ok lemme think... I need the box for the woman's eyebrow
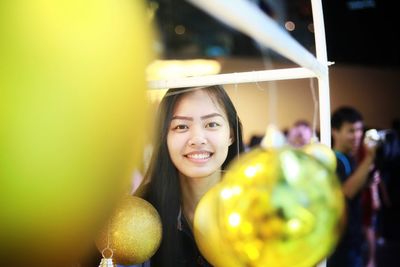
[171,113,224,121]
[171,115,193,121]
[201,113,224,120]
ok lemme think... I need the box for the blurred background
[142,2,400,266]
[146,0,400,144]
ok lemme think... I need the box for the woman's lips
[185,151,213,162]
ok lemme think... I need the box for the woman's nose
[188,128,207,146]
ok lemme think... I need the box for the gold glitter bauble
[195,147,345,267]
[96,196,162,265]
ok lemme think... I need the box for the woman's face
[167,89,233,179]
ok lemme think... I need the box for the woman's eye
[206,122,220,128]
[173,124,189,131]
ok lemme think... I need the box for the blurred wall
[220,58,400,144]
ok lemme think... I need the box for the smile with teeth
[185,152,212,160]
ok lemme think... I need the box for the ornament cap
[98,257,116,267]
[261,124,286,149]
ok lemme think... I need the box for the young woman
[137,85,244,267]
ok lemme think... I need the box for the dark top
[175,209,213,267]
[327,151,365,267]
[118,208,212,267]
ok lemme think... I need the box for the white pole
[148,67,316,89]
[186,0,327,78]
[312,1,331,267]
[311,0,331,148]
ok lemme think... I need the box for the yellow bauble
[302,143,337,172]
[96,196,162,265]
[194,184,242,267]
[212,147,345,267]
[0,0,153,265]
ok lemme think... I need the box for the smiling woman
[167,90,233,180]
[135,85,244,267]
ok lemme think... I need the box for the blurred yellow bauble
[201,147,345,267]
[302,143,337,172]
[96,196,162,265]
[194,184,242,267]
[0,0,153,265]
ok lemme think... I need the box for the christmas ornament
[0,0,153,265]
[194,147,344,267]
[303,142,337,172]
[194,184,242,267]
[96,196,162,265]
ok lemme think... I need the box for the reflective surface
[195,147,345,267]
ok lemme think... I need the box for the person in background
[247,134,263,150]
[135,85,244,267]
[374,118,400,267]
[327,106,377,267]
[286,119,313,148]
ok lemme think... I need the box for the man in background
[328,106,377,267]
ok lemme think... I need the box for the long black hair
[139,85,244,267]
